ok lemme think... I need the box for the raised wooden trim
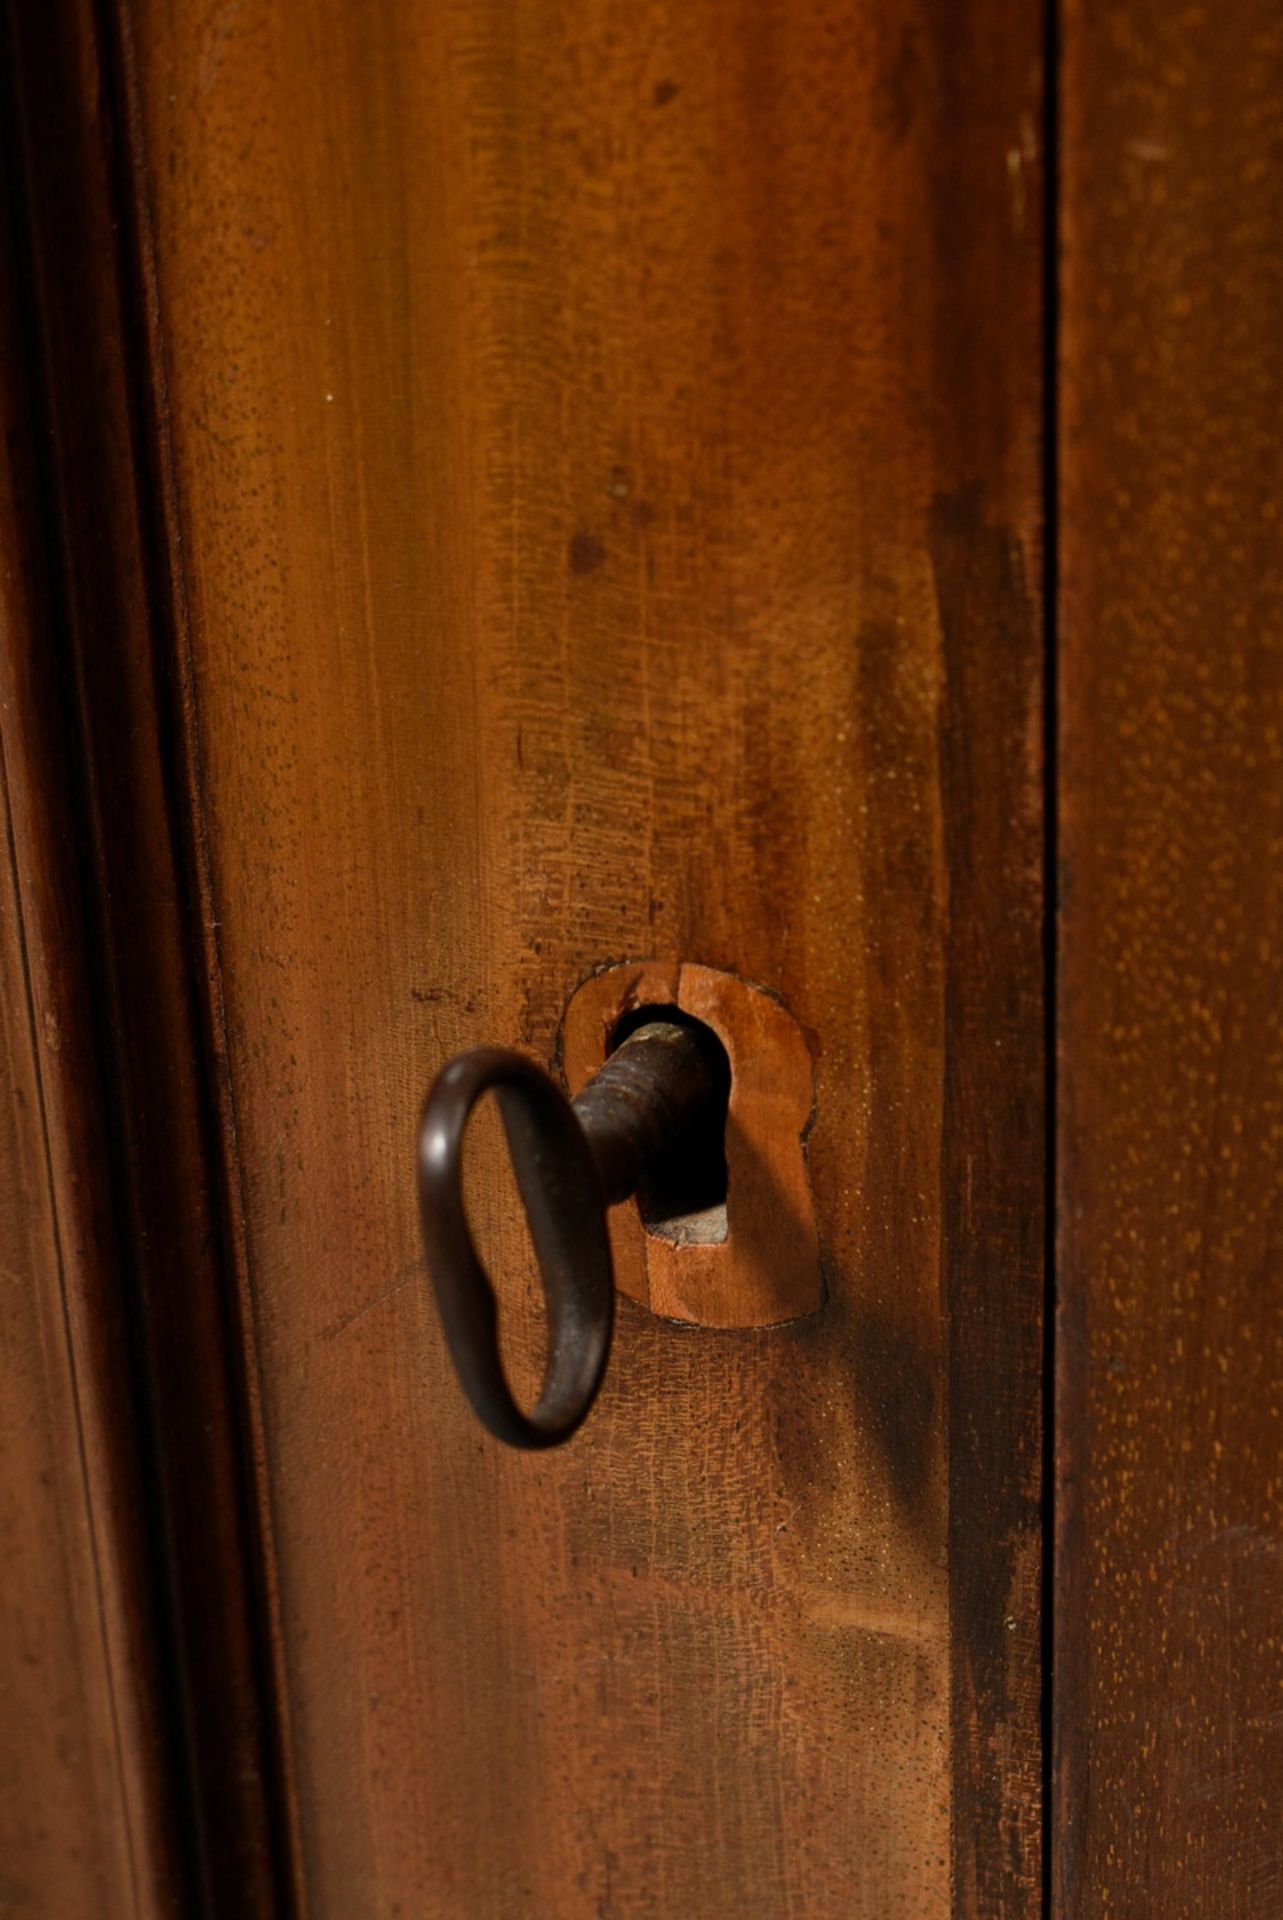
[0,2,295,1910]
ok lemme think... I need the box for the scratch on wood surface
[318,1260,421,1343]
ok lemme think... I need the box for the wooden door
[2,0,1044,1913]
[2,0,1276,1915]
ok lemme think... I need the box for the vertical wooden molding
[0,120,180,1916]
[1,1,296,1911]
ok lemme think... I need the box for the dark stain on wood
[932,487,1044,1917]
[568,529,607,576]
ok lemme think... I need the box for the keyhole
[607,1005,731,1245]
[563,961,821,1327]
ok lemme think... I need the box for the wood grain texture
[1057,1,1283,1910]
[0,91,178,1916]
[109,0,1045,1912]
[1,2,292,1910]
[0,658,150,1920]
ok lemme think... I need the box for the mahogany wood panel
[107,0,1044,1912]
[0,105,176,1916]
[0,701,147,1918]
[2,1,291,1909]
[1057,0,1283,1909]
